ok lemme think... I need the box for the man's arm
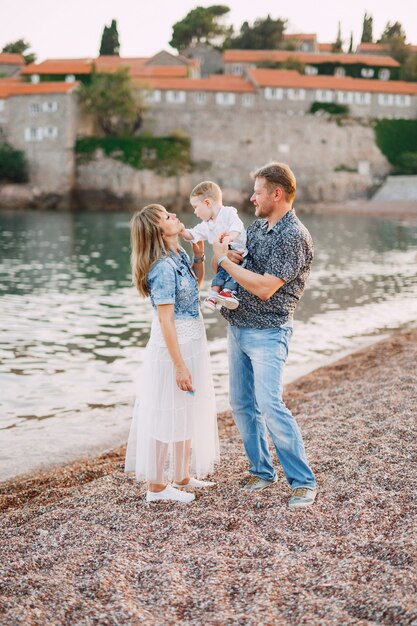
[212,238,284,300]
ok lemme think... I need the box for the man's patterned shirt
[221,209,313,329]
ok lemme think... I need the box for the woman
[125,204,219,503]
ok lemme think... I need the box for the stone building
[0,53,24,77]
[2,47,417,205]
[181,43,223,77]
[223,49,400,81]
[0,80,79,198]
[20,51,200,84]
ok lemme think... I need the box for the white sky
[2,0,417,61]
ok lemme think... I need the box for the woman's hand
[191,240,204,258]
[175,365,194,392]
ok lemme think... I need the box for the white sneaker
[204,296,219,311]
[173,477,216,489]
[146,485,195,504]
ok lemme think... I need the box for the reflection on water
[1,210,417,438]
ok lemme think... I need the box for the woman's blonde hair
[130,204,167,297]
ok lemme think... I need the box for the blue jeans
[211,265,238,292]
[228,324,316,490]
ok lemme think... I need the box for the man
[212,162,317,509]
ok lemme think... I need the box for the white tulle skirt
[125,315,220,483]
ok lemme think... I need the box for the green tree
[348,31,354,53]
[78,68,145,136]
[170,5,231,51]
[1,39,36,64]
[361,12,373,43]
[331,22,343,53]
[0,142,28,182]
[99,19,120,56]
[226,15,287,50]
[378,21,408,64]
[401,52,417,81]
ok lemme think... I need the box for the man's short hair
[253,162,296,202]
[190,181,222,204]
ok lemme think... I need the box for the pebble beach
[1,328,416,625]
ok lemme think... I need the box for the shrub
[75,134,192,176]
[397,151,417,174]
[0,142,28,183]
[374,119,417,174]
[310,101,350,116]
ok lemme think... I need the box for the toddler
[182,181,246,311]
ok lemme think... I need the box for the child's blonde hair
[190,180,222,204]
[130,204,167,297]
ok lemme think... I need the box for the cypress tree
[99,19,120,56]
[361,12,373,43]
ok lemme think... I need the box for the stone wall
[143,106,391,203]
[74,155,192,210]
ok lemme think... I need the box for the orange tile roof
[356,43,390,53]
[95,57,190,78]
[224,49,400,67]
[0,81,78,98]
[0,53,25,65]
[318,43,333,52]
[21,56,195,77]
[21,59,93,75]
[134,75,255,93]
[283,33,317,41]
[248,68,417,94]
[356,42,417,54]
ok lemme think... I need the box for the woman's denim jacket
[147,248,199,319]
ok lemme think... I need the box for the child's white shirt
[185,205,247,250]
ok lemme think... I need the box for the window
[305,65,318,76]
[194,92,206,105]
[145,90,161,103]
[242,93,254,107]
[231,64,244,76]
[395,94,411,107]
[334,67,346,77]
[354,92,371,105]
[31,74,40,84]
[0,100,5,113]
[43,101,58,113]
[379,69,390,81]
[337,91,353,104]
[287,89,306,101]
[378,94,394,106]
[43,127,58,139]
[30,103,40,116]
[65,74,76,82]
[315,90,333,102]
[361,68,374,78]
[24,127,43,141]
[166,90,186,103]
[215,92,235,106]
[264,87,283,100]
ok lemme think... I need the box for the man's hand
[212,234,229,261]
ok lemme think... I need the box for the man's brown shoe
[242,475,278,491]
[288,487,317,509]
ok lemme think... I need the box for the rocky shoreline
[1,329,416,624]
[2,181,417,218]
